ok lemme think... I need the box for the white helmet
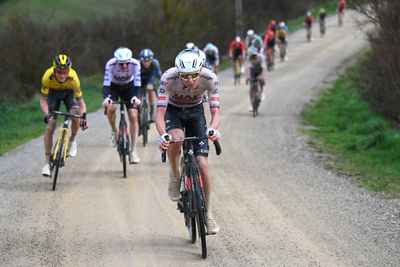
[114,47,132,63]
[235,36,241,42]
[247,29,254,36]
[175,49,203,73]
[185,42,195,49]
[279,22,285,28]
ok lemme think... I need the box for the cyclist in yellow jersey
[39,54,88,177]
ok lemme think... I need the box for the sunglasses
[118,62,129,66]
[142,59,152,63]
[179,72,200,81]
[55,69,69,75]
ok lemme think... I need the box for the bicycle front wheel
[141,104,149,147]
[52,133,65,191]
[192,168,207,259]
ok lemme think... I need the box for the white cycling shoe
[41,163,50,177]
[68,140,77,157]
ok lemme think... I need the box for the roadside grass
[301,59,400,198]
[0,74,103,156]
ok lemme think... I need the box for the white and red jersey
[157,67,220,109]
[229,39,246,58]
[102,58,141,87]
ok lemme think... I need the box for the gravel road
[1,12,399,267]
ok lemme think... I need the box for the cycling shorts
[232,48,243,60]
[47,90,78,118]
[165,103,209,157]
[105,82,142,109]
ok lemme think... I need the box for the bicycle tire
[141,103,149,147]
[52,133,65,191]
[119,121,128,178]
[191,167,207,259]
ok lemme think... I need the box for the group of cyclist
[38,0,347,236]
[39,45,221,235]
[305,0,346,40]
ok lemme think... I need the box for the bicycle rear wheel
[52,133,65,191]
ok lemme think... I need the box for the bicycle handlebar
[51,110,83,119]
[161,133,221,162]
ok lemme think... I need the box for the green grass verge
[0,74,103,156]
[301,57,400,198]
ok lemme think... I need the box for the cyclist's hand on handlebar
[206,127,221,142]
[80,112,88,130]
[103,96,112,108]
[158,133,171,151]
[43,113,54,124]
[130,96,141,107]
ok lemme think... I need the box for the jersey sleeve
[71,70,82,98]
[102,59,113,87]
[208,73,220,109]
[156,74,169,108]
[133,59,141,87]
[153,59,162,79]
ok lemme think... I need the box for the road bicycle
[306,26,312,42]
[266,48,275,71]
[233,57,241,85]
[278,41,286,62]
[162,133,221,259]
[49,111,84,191]
[338,10,344,26]
[105,99,132,178]
[319,20,326,36]
[249,78,262,117]
[138,94,150,147]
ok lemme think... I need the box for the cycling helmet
[306,11,312,16]
[205,43,214,51]
[235,36,241,42]
[53,54,72,70]
[114,47,132,63]
[279,22,285,29]
[320,8,326,13]
[247,29,254,36]
[175,49,203,73]
[186,42,195,49]
[140,48,154,60]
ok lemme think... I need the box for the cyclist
[337,0,346,25]
[40,54,88,177]
[229,36,246,80]
[245,29,264,55]
[203,43,220,72]
[139,48,162,122]
[277,22,288,61]
[245,47,266,107]
[156,49,221,234]
[265,19,277,35]
[102,47,142,164]
[319,8,327,36]
[263,28,276,70]
[304,11,314,41]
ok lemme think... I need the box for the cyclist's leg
[63,91,80,141]
[124,87,141,160]
[44,91,60,162]
[106,86,119,133]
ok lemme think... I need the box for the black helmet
[53,54,72,70]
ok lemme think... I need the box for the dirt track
[1,12,399,266]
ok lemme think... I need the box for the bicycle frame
[52,118,70,164]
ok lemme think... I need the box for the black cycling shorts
[47,90,78,118]
[105,82,142,109]
[165,104,209,157]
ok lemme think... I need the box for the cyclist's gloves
[130,96,141,107]
[206,128,221,141]
[158,133,171,151]
[43,113,52,124]
[80,113,88,131]
[103,96,112,108]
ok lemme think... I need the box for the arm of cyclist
[76,96,88,130]
[207,74,221,142]
[155,78,171,151]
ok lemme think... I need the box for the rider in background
[203,43,220,72]
[263,27,276,70]
[277,22,288,61]
[139,48,162,122]
[245,47,266,103]
[319,8,327,36]
[337,0,346,25]
[229,36,246,71]
[156,49,221,234]
[40,54,88,176]
[245,29,264,55]
[102,47,142,164]
[304,11,314,41]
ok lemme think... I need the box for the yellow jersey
[41,67,82,98]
